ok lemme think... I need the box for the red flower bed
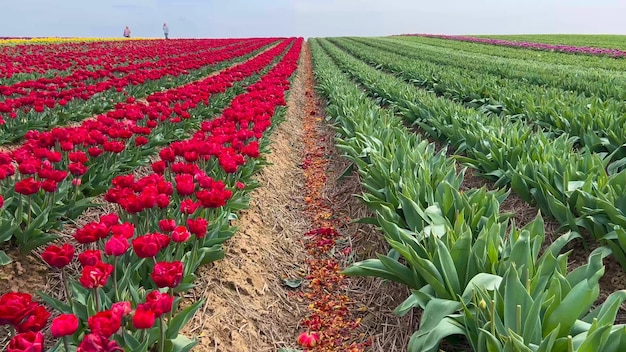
[1,37,303,351]
[0,38,281,141]
[0,39,245,79]
[0,38,294,254]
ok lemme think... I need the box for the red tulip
[47,151,63,163]
[174,174,196,196]
[87,147,103,157]
[41,244,74,268]
[171,225,190,243]
[103,141,125,153]
[180,199,200,214]
[132,304,155,329]
[132,233,163,258]
[297,331,321,348]
[87,310,121,338]
[138,191,157,209]
[145,291,173,318]
[159,147,176,162]
[0,292,37,326]
[156,194,170,208]
[151,160,166,174]
[99,213,119,226]
[158,219,176,232]
[40,179,58,193]
[187,218,208,239]
[47,169,68,182]
[104,235,129,256]
[241,141,260,158]
[78,250,102,267]
[151,261,184,288]
[79,262,113,289]
[14,178,40,195]
[50,314,79,337]
[77,334,123,352]
[196,188,232,208]
[15,305,50,333]
[69,151,88,163]
[110,222,135,238]
[73,222,109,243]
[7,331,43,352]
[182,151,198,162]
[60,141,74,151]
[18,162,39,175]
[68,162,88,176]
[111,301,131,319]
[135,136,149,146]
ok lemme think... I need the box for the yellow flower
[479,299,487,309]
[0,37,158,45]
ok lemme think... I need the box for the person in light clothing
[163,23,169,39]
[123,26,131,38]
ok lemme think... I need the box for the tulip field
[474,34,626,51]
[0,37,303,351]
[1,33,626,352]
[406,34,626,57]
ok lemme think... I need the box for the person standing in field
[163,23,169,39]
[123,26,131,38]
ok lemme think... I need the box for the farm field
[1,33,626,352]
[474,34,626,51]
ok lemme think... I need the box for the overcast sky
[2,0,625,39]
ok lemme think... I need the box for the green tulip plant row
[309,38,626,352]
[399,35,626,72]
[314,38,626,271]
[331,37,626,158]
[363,37,626,102]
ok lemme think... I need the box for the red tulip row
[0,39,248,98]
[0,38,280,142]
[1,39,233,79]
[0,38,294,255]
[1,37,303,352]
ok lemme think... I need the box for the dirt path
[297,43,415,351]
[181,44,310,351]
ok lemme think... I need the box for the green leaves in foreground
[309,38,626,352]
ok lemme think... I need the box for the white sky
[1,0,625,38]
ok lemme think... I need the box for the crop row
[310,37,626,352]
[1,39,230,80]
[408,34,626,58]
[0,39,240,96]
[399,35,626,72]
[0,38,295,264]
[1,37,302,351]
[475,34,626,51]
[317,38,626,269]
[331,37,626,156]
[360,36,626,102]
[0,38,280,143]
